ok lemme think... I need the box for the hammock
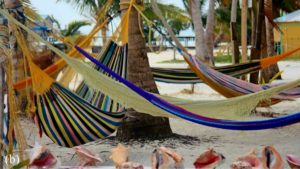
[9,21,125,148]
[75,46,300,130]
[152,47,300,84]
[4,8,300,132]
[35,82,125,147]
[179,49,300,100]
[152,61,261,84]
[75,41,127,112]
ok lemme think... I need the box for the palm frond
[62,20,91,37]
[21,0,41,20]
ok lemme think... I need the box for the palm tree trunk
[189,0,207,62]
[250,0,264,83]
[230,0,240,64]
[214,24,224,47]
[265,0,281,80]
[204,0,215,65]
[4,0,27,111]
[116,0,172,140]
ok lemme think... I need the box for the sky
[30,0,186,35]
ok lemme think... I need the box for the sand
[18,49,300,168]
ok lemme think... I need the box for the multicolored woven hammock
[152,61,261,84]
[75,46,300,130]
[8,16,126,148]
[34,82,125,147]
[75,41,127,112]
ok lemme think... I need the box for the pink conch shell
[287,154,300,169]
[74,146,102,166]
[230,149,262,169]
[159,146,184,169]
[261,146,283,169]
[194,148,225,169]
[29,144,57,168]
[151,148,170,169]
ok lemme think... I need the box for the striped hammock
[75,41,127,112]
[152,61,260,84]
[35,82,125,147]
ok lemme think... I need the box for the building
[274,10,300,57]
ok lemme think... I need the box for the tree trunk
[250,0,264,83]
[230,0,240,64]
[204,0,215,65]
[251,2,257,48]
[241,0,248,63]
[261,17,270,83]
[265,0,281,80]
[4,0,27,111]
[214,24,225,47]
[189,0,207,62]
[116,0,172,141]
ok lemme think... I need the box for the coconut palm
[143,2,191,35]
[181,0,216,65]
[116,0,173,140]
[57,0,174,139]
[57,0,191,45]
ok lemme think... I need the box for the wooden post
[241,0,248,62]
[231,0,240,64]
[250,0,264,83]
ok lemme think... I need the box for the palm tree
[143,3,191,35]
[116,0,172,140]
[58,0,173,139]
[58,0,191,46]
[56,0,118,45]
[182,0,215,65]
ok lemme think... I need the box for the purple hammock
[75,46,300,130]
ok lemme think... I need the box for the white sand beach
[20,49,300,168]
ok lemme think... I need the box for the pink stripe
[51,95,81,145]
